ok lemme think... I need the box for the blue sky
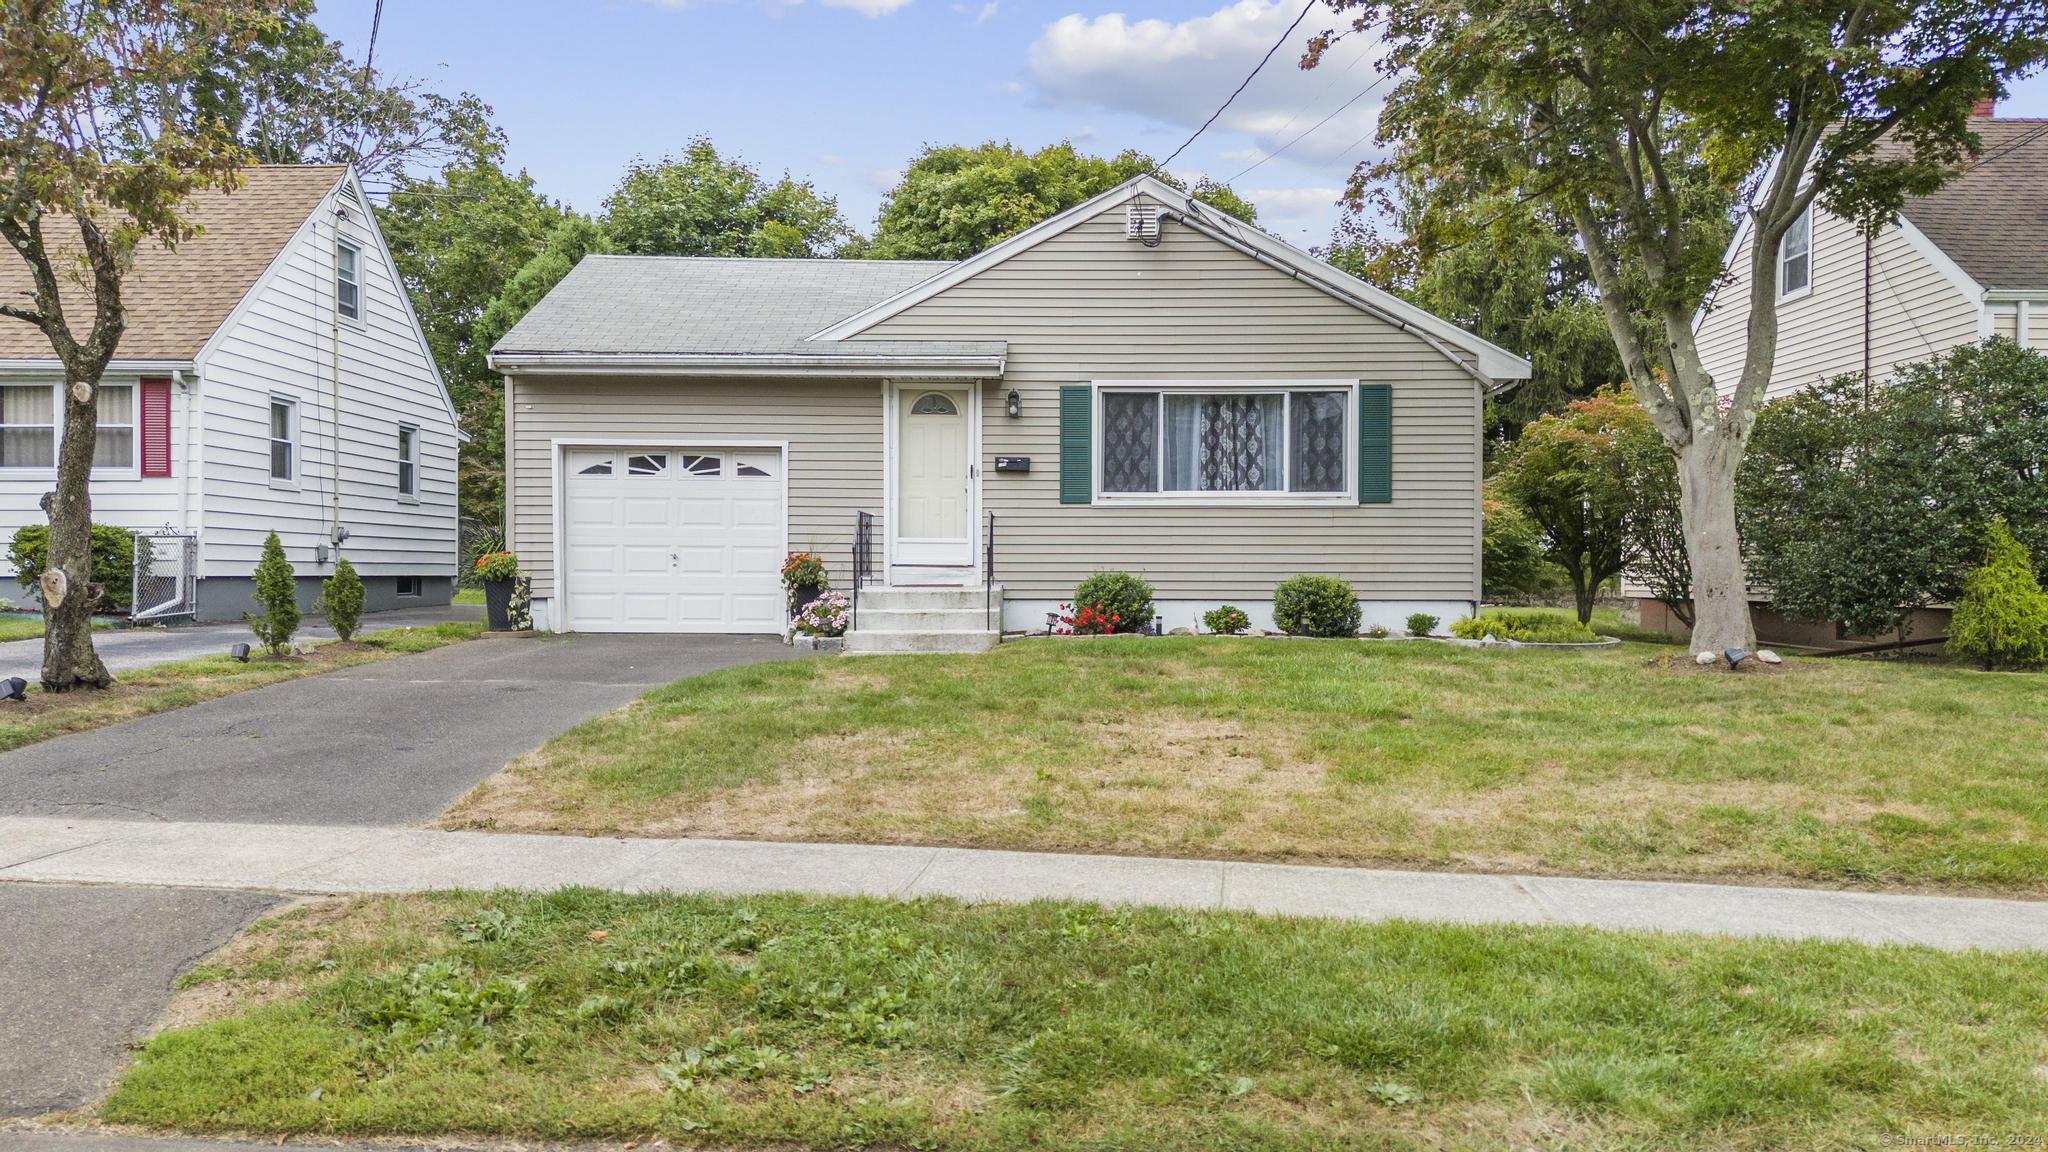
[312,0,2048,249]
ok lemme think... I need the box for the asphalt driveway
[0,632,802,826]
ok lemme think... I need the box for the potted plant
[782,552,830,618]
[474,551,521,631]
[791,590,850,649]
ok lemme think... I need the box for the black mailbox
[994,456,1031,473]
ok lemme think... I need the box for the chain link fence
[131,530,198,623]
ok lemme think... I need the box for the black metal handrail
[984,510,996,633]
[852,510,875,631]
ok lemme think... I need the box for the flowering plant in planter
[473,551,521,583]
[1053,602,1120,636]
[782,552,829,614]
[792,591,850,637]
[473,552,523,631]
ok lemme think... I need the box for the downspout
[173,368,194,533]
[329,208,345,556]
[1862,230,1873,400]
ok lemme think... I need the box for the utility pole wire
[1157,0,1320,173]
[363,0,386,81]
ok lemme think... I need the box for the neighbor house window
[396,574,421,597]
[269,397,297,482]
[397,424,419,496]
[0,384,56,468]
[1100,387,1348,496]
[1779,204,1812,298]
[94,384,134,470]
[335,239,361,320]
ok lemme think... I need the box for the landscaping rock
[1695,651,1719,666]
[1246,628,1270,637]
[1169,627,1195,636]
[1758,649,1783,665]
[790,634,844,652]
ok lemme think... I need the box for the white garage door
[562,447,785,633]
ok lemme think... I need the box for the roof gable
[0,165,347,362]
[1897,118,2048,292]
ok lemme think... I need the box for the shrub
[792,591,850,637]
[1272,575,1360,638]
[247,531,300,655]
[8,523,136,613]
[1406,612,1440,637]
[320,557,366,642]
[1203,605,1250,635]
[1073,571,1153,634]
[1055,602,1119,635]
[1450,610,1598,644]
[1363,624,1391,639]
[782,552,829,615]
[473,551,520,583]
[1947,520,2048,671]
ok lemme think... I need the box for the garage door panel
[563,445,786,634]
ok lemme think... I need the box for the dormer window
[335,239,361,321]
[1778,203,1812,299]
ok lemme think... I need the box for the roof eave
[0,357,195,375]
[487,351,1007,379]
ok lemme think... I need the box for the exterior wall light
[1006,389,1021,419]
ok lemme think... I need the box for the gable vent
[1125,205,1161,246]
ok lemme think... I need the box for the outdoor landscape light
[1724,647,1750,669]
[1006,389,1021,419]
[230,642,251,663]
[1,677,25,702]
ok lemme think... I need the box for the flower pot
[483,579,515,631]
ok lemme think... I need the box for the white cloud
[862,168,904,190]
[952,0,998,23]
[1025,0,1385,166]
[821,0,914,14]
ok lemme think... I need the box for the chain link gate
[131,530,198,623]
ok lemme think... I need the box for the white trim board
[1087,379,1361,508]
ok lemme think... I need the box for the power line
[1229,73,1390,182]
[363,0,386,78]
[1157,0,1319,173]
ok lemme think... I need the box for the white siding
[1695,208,1982,400]
[193,176,459,578]
[1988,301,2048,353]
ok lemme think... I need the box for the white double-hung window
[1779,203,1813,299]
[0,383,132,471]
[1098,383,1352,500]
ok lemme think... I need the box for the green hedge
[1272,575,1360,638]
[1450,610,1599,644]
[8,523,135,613]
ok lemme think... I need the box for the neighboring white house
[0,165,461,620]
[489,174,1530,651]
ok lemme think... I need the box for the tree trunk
[1674,427,1756,656]
[41,370,112,691]
[1572,570,1596,624]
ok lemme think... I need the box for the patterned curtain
[1289,392,1346,492]
[1198,395,1282,491]
[1101,392,1158,492]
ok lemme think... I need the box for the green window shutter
[1358,383,1392,504]
[1059,385,1092,505]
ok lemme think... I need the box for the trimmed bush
[1406,612,1440,637]
[1203,605,1250,635]
[1947,520,2048,671]
[8,523,136,613]
[247,531,300,656]
[1450,611,1599,644]
[1272,575,1361,638]
[1073,571,1154,634]
[320,557,366,642]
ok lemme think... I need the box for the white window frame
[268,395,300,488]
[335,237,363,323]
[0,381,61,477]
[395,574,422,597]
[1090,380,1359,507]
[0,381,141,479]
[397,423,420,499]
[1778,201,1813,301]
[93,383,138,477]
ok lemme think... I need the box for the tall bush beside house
[320,557,366,642]
[474,551,521,632]
[1947,521,2048,671]
[9,524,136,614]
[247,532,299,656]
[1273,575,1361,638]
[1490,389,1644,624]
[1073,571,1154,634]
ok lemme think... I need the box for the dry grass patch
[442,637,2048,892]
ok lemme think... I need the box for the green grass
[0,614,43,642]
[451,587,485,606]
[447,636,2048,893]
[1482,604,1685,644]
[0,620,483,752]
[102,889,2048,1150]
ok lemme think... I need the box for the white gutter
[0,358,193,375]
[485,352,1008,379]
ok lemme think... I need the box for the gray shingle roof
[1899,118,2048,292]
[492,254,1003,360]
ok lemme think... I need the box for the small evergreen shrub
[320,557,366,642]
[1073,571,1154,634]
[1272,575,1361,638]
[8,523,136,612]
[1947,520,2048,671]
[247,531,300,655]
[1203,605,1250,635]
[1406,612,1440,637]
[1450,611,1598,644]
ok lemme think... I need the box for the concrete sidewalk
[6,815,2046,952]
[0,603,482,678]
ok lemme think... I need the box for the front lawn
[0,621,483,752]
[102,890,2048,1150]
[444,637,2048,893]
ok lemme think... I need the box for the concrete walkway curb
[5,815,2046,952]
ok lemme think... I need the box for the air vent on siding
[1125,205,1161,245]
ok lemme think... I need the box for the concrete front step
[855,584,1002,612]
[854,606,1001,632]
[844,629,1001,654]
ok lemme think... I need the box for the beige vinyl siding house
[492,175,1528,646]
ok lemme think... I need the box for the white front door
[895,388,972,566]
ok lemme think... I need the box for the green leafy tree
[1948,520,2048,672]
[601,139,853,259]
[869,141,1256,261]
[1310,0,2048,656]
[1492,389,1646,624]
[1616,404,1691,627]
[320,556,365,642]
[248,531,300,656]
[1481,486,1555,603]
[0,0,279,690]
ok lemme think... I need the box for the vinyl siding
[855,195,1483,603]
[1988,301,2048,352]
[194,178,459,578]
[1695,207,1982,401]
[507,377,883,599]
